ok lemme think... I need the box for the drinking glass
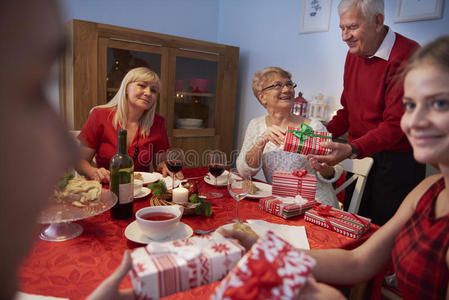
[165,148,184,189]
[206,151,226,198]
[227,168,251,222]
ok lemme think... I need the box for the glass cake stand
[39,189,117,242]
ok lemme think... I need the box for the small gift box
[211,230,316,300]
[129,232,245,299]
[272,169,317,201]
[283,124,332,155]
[259,195,318,219]
[304,205,371,239]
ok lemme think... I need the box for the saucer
[134,187,151,199]
[125,221,193,244]
[246,182,272,199]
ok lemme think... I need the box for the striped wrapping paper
[130,232,245,299]
[259,196,318,219]
[304,205,371,239]
[271,170,317,201]
[283,124,332,155]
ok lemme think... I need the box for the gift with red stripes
[283,124,332,155]
[304,205,371,239]
[130,232,245,299]
[271,169,317,200]
[259,195,318,219]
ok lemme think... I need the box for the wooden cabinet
[60,19,239,167]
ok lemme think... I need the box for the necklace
[133,126,140,161]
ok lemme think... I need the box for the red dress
[392,177,449,299]
[78,107,170,172]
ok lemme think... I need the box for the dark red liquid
[209,163,225,177]
[140,212,176,221]
[166,160,182,173]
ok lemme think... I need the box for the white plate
[134,187,151,199]
[204,170,229,186]
[135,172,162,185]
[125,221,193,244]
[162,176,182,190]
[247,182,272,199]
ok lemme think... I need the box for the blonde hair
[252,67,292,104]
[95,67,160,137]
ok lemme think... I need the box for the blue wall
[59,0,449,156]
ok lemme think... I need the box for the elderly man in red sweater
[309,0,425,226]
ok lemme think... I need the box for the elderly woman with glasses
[236,66,342,207]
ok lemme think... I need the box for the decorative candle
[172,186,189,203]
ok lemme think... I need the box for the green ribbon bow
[287,123,331,154]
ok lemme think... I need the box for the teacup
[134,179,143,195]
[135,205,184,240]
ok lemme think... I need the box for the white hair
[338,0,384,23]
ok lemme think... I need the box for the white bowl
[135,205,184,240]
[134,179,143,194]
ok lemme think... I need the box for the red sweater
[327,33,420,158]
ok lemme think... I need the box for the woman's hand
[86,251,135,300]
[91,167,110,183]
[157,161,184,180]
[257,125,286,148]
[218,228,259,252]
[297,276,346,300]
[307,157,335,179]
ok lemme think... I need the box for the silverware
[194,228,216,235]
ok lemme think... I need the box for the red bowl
[190,78,210,93]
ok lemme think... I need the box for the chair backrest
[335,157,374,214]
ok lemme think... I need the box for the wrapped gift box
[129,232,245,299]
[211,230,316,300]
[304,205,371,239]
[259,195,318,219]
[283,124,332,155]
[271,170,317,201]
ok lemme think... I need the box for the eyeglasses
[261,81,297,92]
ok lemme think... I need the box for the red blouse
[392,177,449,299]
[78,107,170,172]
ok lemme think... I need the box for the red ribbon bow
[292,169,307,177]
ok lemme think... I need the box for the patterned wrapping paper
[283,124,332,155]
[271,169,317,200]
[304,205,371,239]
[259,196,318,219]
[211,230,316,300]
[129,232,245,299]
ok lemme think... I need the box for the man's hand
[157,161,184,180]
[86,251,135,300]
[308,142,352,166]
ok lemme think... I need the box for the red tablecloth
[18,167,378,299]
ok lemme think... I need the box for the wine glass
[206,151,227,198]
[227,168,251,223]
[165,148,184,189]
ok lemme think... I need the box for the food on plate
[243,182,260,195]
[53,176,102,207]
[232,222,259,238]
[134,172,143,181]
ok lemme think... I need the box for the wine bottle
[110,130,134,219]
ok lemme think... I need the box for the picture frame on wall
[394,0,444,23]
[300,0,332,34]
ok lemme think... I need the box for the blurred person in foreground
[308,0,425,225]
[236,66,342,208]
[0,0,134,299]
[224,35,449,300]
[76,67,182,184]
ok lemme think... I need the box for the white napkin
[245,219,310,250]
[14,292,68,300]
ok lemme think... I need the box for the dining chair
[335,157,374,214]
